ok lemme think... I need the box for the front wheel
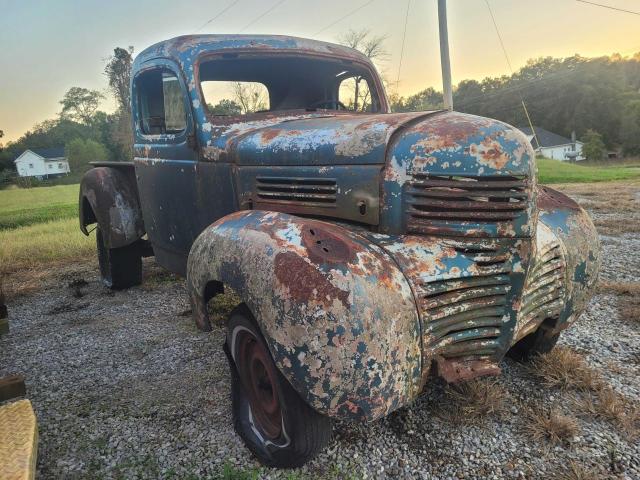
[96,227,142,290]
[226,305,332,468]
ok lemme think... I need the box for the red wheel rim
[236,330,283,439]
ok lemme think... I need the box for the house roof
[14,147,65,162]
[518,127,578,148]
[31,147,66,159]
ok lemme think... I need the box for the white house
[14,148,70,178]
[518,127,584,161]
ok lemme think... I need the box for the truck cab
[79,35,600,468]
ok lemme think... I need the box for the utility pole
[438,0,453,110]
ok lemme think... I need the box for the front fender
[79,167,145,249]
[187,210,422,421]
[536,186,600,330]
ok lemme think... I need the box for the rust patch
[274,251,350,309]
[435,356,501,383]
[260,129,282,144]
[301,224,357,265]
[537,185,581,211]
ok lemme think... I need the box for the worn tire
[507,325,560,362]
[96,227,142,290]
[226,305,332,468]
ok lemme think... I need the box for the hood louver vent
[256,177,337,206]
[406,174,530,237]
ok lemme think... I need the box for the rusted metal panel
[187,210,422,421]
[361,232,531,384]
[535,186,600,334]
[79,167,145,249]
[381,111,536,237]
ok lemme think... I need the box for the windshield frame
[194,50,389,125]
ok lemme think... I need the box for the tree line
[389,53,640,157]
[0,47,134,183]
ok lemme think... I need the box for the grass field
[538,159,640,184]
[0,217,94,271]
[0,184,90,271]
[0,184,78,229]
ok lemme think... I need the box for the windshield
[198,54,382,115]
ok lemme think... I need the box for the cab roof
[133,34,371,69]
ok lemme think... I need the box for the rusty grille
[406,174,529,235]
[256,177,337,206]
[416,245,513,358]
[520,241,565,327]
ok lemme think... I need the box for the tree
[337,29,388,111]
[104,47,134,113]
[620,99,640,156]
[59,87,105,124]
[338,29,388,64]
[104,46,135,160]
[582,130,606,161]
[209,99,242,116]
[232,83,268,114]
[65,138,108,175]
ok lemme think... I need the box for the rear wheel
[226,305,332,468]
[96,227,142,290]
[507,325,560,362]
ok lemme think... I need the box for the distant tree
[104,47,134,113]
[620,99,640,156]
[337,29,388,111]
[392,87,443,112]
[104,47,134,160]
[338,29,388,64]
[232,83,268,114]
[59,87,105,124]
[582,130,606,161]
[65,138,108,174]
[0,129,3,150]
[209,99,242,116]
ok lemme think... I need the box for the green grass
[0,183,79,230]
[537,158,640,184]
[0,217,94,271]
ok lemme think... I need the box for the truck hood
[203,111,440,166]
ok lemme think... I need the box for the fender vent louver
[416,244,513,359]
[519,242,565,327]
[406,174,530,236]
[256,177,337,207]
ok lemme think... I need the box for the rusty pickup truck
[79,35,600,467]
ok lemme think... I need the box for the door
[132,59,199,275]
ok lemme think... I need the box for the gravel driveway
[1,182,638,479]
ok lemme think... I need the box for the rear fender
[186,210,422,421]
[79,167,145,249]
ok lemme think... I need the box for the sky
[1,0,639,143]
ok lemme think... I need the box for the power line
[313,0,377,36]
[395,0,411,91]
[484,0,539,148]
[575,0,640,15]
[239,0,288,33]
[196,0,241,32]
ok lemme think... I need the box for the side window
[338,76,374,112]
[136,69,187,135]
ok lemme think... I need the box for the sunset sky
[1,0,638,143]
